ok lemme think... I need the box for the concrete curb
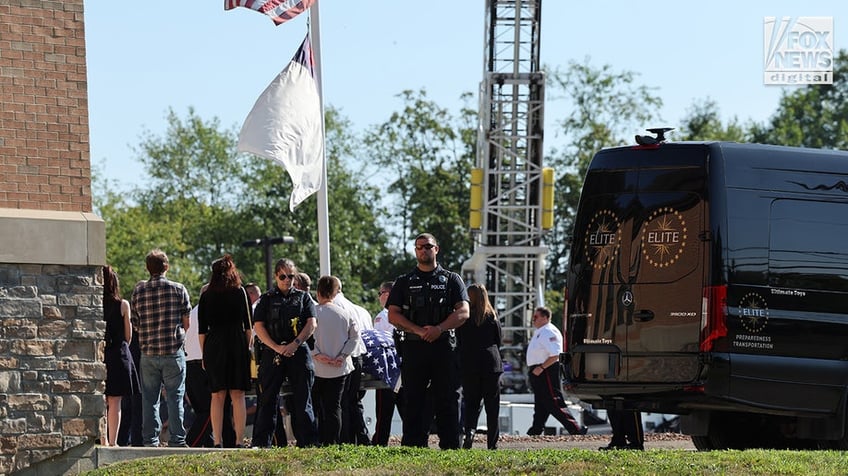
[95,446,233,469]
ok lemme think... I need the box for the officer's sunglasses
[415,244,436,251]
[277,274,296,280]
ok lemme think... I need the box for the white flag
[237,34,324,211]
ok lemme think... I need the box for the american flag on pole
[361,329,401,391]
[236,34,324,211]
[224,0,316,25]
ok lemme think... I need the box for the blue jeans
[140,352,187,446]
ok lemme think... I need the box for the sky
[83,2,848,188]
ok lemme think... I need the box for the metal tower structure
[463,0,547,345]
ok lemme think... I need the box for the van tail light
[700,285,728,352]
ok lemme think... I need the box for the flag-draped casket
[360,329,400,391]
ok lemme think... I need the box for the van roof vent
[635,127,674,145]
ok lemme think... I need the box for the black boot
[487,429,498,450]
[462,432,474,449]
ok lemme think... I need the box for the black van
[563,137,848,450]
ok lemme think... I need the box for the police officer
[387,233,469,449]
[252,258,318,447]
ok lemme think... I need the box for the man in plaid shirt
[131,249,192,447]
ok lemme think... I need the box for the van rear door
[568,145,708,384]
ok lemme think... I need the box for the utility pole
[242,236,295,290]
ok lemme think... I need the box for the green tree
[363,89,476,273]
[93,180,184,290]
[676,98,748,142]
[750,50,848,148]
[95,107,391,310]
[544,59,663,291]
[286,109,393,304]
[127,108,253,293]
[94,108,260,295]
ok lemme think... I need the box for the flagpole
[310,3,331,276]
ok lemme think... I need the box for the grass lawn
[83,445,848,475]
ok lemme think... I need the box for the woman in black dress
[457,283,503,450]
[103,265,141,446]
[198,255,252,447]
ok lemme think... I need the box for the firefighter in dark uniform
[252,258,318,447]
[387,233,470,449]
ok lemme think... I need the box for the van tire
[706,412,818,449]
[821,438,848,450]
[821,426,848,450]
[699,412,755,450]
[690,435,713,451]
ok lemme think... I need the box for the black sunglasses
[415,243,436,250]
[277,274,296,280]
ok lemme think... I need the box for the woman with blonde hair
[198,254,252,447]
[457,283,503,449]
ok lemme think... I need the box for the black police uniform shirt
[386,265,468,329]
[253,286,317,345]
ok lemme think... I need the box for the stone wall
[0,264,103,475]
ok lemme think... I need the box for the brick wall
[0,0,91,212]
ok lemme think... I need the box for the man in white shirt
[525,306,587,436]
[245,283,261,310]
[373,282,394,334]
[370,281,404,445]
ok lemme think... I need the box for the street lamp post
[241,236,295,291]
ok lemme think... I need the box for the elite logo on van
[584,209,621,269]
[739,292,769,334]
[641,207,687,268]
